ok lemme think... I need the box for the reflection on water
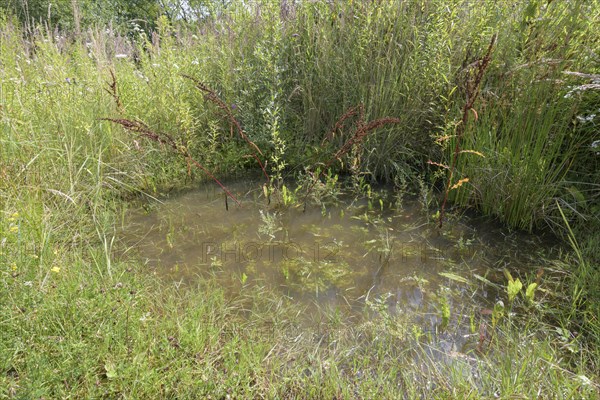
[119,180,554,354]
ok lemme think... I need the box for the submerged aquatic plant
[258,210,282,240]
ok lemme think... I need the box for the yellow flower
[9,225,19,233]
[12,212,19,219]
[51,266,61,273]
[11,263,17,271]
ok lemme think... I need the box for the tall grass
[442,0,599,231]
[449,75,580,231]
[4,1,596,230]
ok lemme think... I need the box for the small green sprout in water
[439,295,451,328]
[457,235,474,250]
[492,300,504,328]
[281,265,290,280]
[258,210,282,240]
[281,184,294,206]
[504,269,523,303]
[441,303,451,327]
[525,282,538,305]
[210,256,222,268]
[166,225,175,249]
[241,272,248,285]
[321,203,328,217]
[412,324,423,341]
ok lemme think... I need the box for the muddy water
[120,180,553,353]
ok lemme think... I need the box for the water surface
[120,180,553,355]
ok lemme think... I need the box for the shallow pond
[119,179,555,356]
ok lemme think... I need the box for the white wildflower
[139,312,151,322]
[577,114,596,123]
[592,140,600,155]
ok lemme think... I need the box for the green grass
[1,250,599,398]
[1,1,600,398]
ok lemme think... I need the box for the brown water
[120,180,553,354]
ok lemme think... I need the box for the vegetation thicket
[1,0,599,397]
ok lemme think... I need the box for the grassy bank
[2,260,599,398]
[1,0,599,397]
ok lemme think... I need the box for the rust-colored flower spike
[303,103,400,210]
[322,104,364,145]
[181,74,269,183]
[105,69,123,113]
[438,33,497,228]
[102,117,241,207]
[330,115,400,163]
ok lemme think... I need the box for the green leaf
[473,274,500,288]
[104,362,117,379]
[439,272,469,284]
[567,186,585,203]
[507,278,523,302]
[439,297,450,327]
[492,300,504,327]
[525,282,538,303]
